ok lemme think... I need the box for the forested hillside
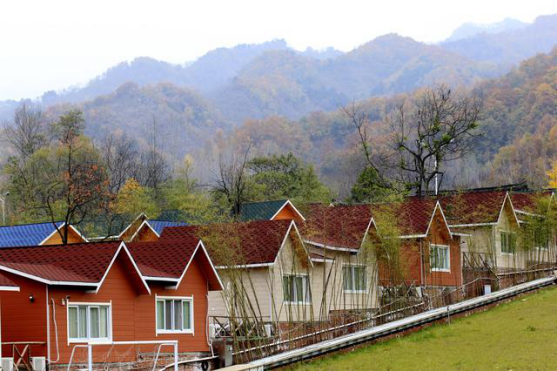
[201,47,557,196]
[2,15,557,197]
[46,82,227,161]
[216,34,496,122]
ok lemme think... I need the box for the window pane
[283,276,292,302]
[79,306,88,338]
[156,301,164,330]
[174,300,182,330]
[99,307,108,338]
[355,267,366,290]
[165,300,172,330]
[343,267,353,291]
[510,234,516,252]
[183,301,191,330]
[90,307,100,338]
[304,277,311,301]
[295,277,304,303]
[430,246,438,269]
[68,307,78,339]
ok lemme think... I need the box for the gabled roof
[160,219,301,267]
[432,191,508,226]
[238,200,305,222]
[0,241,149,293]
[510,191,553,213]
[117,213,188,241]
[128,238,223,291]
[380,198,439,237]
[0,222,67,248]
[0,271,19,291]
[304,198,442,249]
[303,204,374,251]
[146,220,188,236]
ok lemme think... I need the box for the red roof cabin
[0,239,222,369]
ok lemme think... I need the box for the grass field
[293,285,557,371]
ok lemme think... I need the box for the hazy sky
[1,0,556,100]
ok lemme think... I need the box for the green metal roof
[239,200,289,222]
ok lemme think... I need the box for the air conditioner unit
[31,357,46,371]
[209,324,217,339]
[1,357,14,371]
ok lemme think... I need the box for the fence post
[174,343,178,371]
[87,344,93,371]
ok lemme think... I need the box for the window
[343,265,367,292]
[156,297,193,333]
[68,304,110,342]
[430,244,450,272]
[283,275,311,304]
[501,231,516,254]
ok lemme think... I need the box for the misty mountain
[39,40,293,107]
[215,34,498,122]
[443,14,557,68]
[46,82,227,161]
[445,18,528,43]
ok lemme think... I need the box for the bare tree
[341,102,382,176]
[4,103,46,160]
[138,149,171,190]
[390,86,482,196]
[100,134,140,194]
[212,145,251,216]
[136,117,171,192]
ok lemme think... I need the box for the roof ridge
[0,221,65,229]
[0,240,119,251]
[241,199,288,205]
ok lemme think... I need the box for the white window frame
[67,301,112,344]
[500,231,517,255]
[282,274,311,305]
[430,244,450,272]
[155,295,194,335]
[342,264,368,293]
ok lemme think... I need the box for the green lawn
[294,285,557,371]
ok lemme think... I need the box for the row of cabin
[194,191,556,321]
[0,189,554,368]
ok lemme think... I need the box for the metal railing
[241,275,556,369]
[67,340,178,371]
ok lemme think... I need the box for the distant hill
[213,47,557,193]
[39,40,293,106]
[215,34,498,122]
[443,14,557,68]
[2,14,557,165]
[45,82,227,161]
[445,18,528,43]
